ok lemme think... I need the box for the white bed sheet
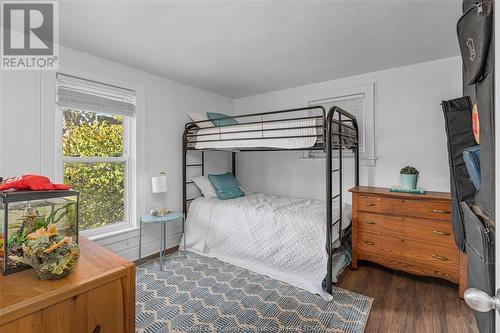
[194,118,318,149]
[180,193,351,300]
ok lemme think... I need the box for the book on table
[389,186,426,194]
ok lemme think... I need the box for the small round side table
[138,211,186,271]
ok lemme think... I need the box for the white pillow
[187,112,214,128]
[239,186,251,195]
[192,176,217,198]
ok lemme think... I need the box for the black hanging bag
[457,1,492,85]
[441,97,477,251]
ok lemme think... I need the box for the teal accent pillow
[207,112,239,127]
[208,173,244,200]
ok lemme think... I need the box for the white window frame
[55,85,137,238]
[302,83,376,166]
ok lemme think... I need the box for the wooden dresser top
[349,186,451,201]
[0,237,133,325]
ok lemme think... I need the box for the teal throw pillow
[207,112,239,127]
[208,173,244,200]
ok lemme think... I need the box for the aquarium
[0,190,79,275]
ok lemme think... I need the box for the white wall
[234,57,462,200]
[0,46,233,261]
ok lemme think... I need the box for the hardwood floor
[337,261,478,333]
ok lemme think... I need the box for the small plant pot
[400,174,418,189]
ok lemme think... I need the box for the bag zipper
[461,2,485,18]
[458,3,480,31]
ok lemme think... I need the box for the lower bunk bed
[180,192,351,300]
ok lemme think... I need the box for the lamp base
[150,208,170,217]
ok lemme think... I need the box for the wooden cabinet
[350,186,467,298]
[0,237,135,333]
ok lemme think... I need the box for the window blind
[56,73,136,117]
[305,93,366,159]
[321,94,365,152]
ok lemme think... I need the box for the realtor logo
[1,1,58,70]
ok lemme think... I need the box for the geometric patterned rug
[136,252,372,333]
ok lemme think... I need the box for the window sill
[83,225,139,241]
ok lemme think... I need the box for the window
[303,84,376,165]
[56,74,136,234]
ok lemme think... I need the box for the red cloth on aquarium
[0,175,70,191]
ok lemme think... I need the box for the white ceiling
[59,1,461,99]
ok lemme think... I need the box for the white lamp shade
[152,174,168,193]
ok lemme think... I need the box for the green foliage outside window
[62,109,125,230]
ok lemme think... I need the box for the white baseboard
[92,219,184,261]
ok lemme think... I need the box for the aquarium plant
[11,224,80,280]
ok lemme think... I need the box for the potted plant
[400,166,419,189]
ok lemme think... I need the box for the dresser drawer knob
[363,220,377,225]
[363,240,375,246]
[432,230,450,236]
[432,209,451,214]
[93,325,101,333]
[364,203,375,207]
[432,255,449,262]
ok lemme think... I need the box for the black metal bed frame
[182,105,359,295]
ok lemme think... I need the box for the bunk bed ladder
[325,108,335,294]
[325,106,360,295]
[182,143,205,216]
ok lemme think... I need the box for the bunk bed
[182,105,359,298]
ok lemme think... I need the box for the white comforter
[180,193,351,300]
[194,119,317,149]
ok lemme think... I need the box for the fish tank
[0,190,79,275]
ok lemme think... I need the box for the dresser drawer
[403,239,459,275]
[356,195,451,220]
[404,217,454,247]
[357,231,459,276]
[357,231,403,259]
[357,212,455,247]
[357,212,404,239]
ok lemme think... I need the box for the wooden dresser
[350,186,467,297]
[0,237,135,333]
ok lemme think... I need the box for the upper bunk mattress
[188,118,357,150]
[192,118,318,150]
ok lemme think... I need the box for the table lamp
[151,171,169,216]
